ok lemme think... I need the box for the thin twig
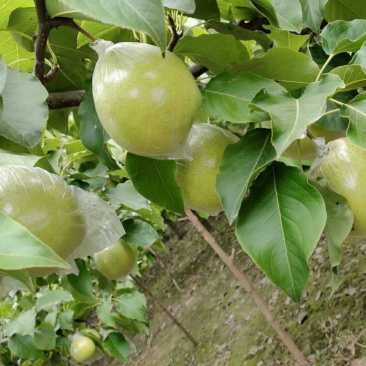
[148,247,182,292]
[131,275,198,347]
[185,209,308,365]
[49,17,96,41]
[43,63,59,83]
[167,14,183,52]
[306,129,316,140]
[190,63,208,79]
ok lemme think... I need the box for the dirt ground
[127,214,366,366]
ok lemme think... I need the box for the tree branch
[190,63,208,79]
[132,275,198,347]
[33,0,95,84]
[33,0,51,83]
[47,90,86,109]
[185,209,308,365]
[167,14,183,52]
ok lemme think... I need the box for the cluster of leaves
[1,0,366,363]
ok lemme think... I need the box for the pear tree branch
[185,209,308,365]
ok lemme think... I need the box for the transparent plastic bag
[0,165,124,276]
[311,138,366,237]
[91,40,202,160]
[176,123,239,216]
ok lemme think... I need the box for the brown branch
[131,275,198,347]
[306,129,316,140]
[190,63,208,79]
[185,209,308,365]
[33,0,51,82]
[33,0,95,83]
[148,247,182,292]
[47,90,86,109]
[49,17,96,41]
[43,63,59,83]
[167,14,183,52]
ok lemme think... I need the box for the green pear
[93,239,135,280]
[176,124,239,216]
[92,41,202,159]
[0,166,86,270]
[283,124,345,161]
[318,138,366,237]
[70,335,96,363]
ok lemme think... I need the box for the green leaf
[229,47,320,91]
[310,182,353,294]
[0,269,33,292]
[251,0,278,27]
[321,19,366,55]
[330,64,366,91]
[325,0,366,22]
[8,334,44,360]
[189,0,220,20]
[35,290,74,311]
[57,310,74,331]
[3,309,36,337]
[103,332,130,361]
[77,22,128,49]
[122,219,159,247]
[269,0,303,33]
[46,0,167,51]
[97,298,116,328]
[0,212,67,271]
[265,25,309,50]
[105,181,151,211]
[350,42,366,69]
[0,60,48,147]
[251,74,344,156]
[0,56,6,92]
[48,26,96,61]
[163,0,195,13]
[202,72,285,123]
[6,7,37,52]
[79,80,117,168]
[236,162,327,302]
[34,323,56,351]
[115,291,147,323]
[45,56,88,93]
[174,34,249,74]
[299,0,327,33]
[65,259,98,304]
[0,0,34,72]
[340,92,366,149]
[204,20,272,50]
[125,154,185,215]
[217,129,276,224]
[0,152,41,167]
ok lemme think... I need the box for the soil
[127,214,366,366]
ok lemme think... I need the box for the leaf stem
[322,108,340,117]
[315,54,334,81]
[330,98,344,107]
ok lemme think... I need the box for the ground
[127,214,366,366]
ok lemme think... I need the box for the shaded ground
[127,214,366,366]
